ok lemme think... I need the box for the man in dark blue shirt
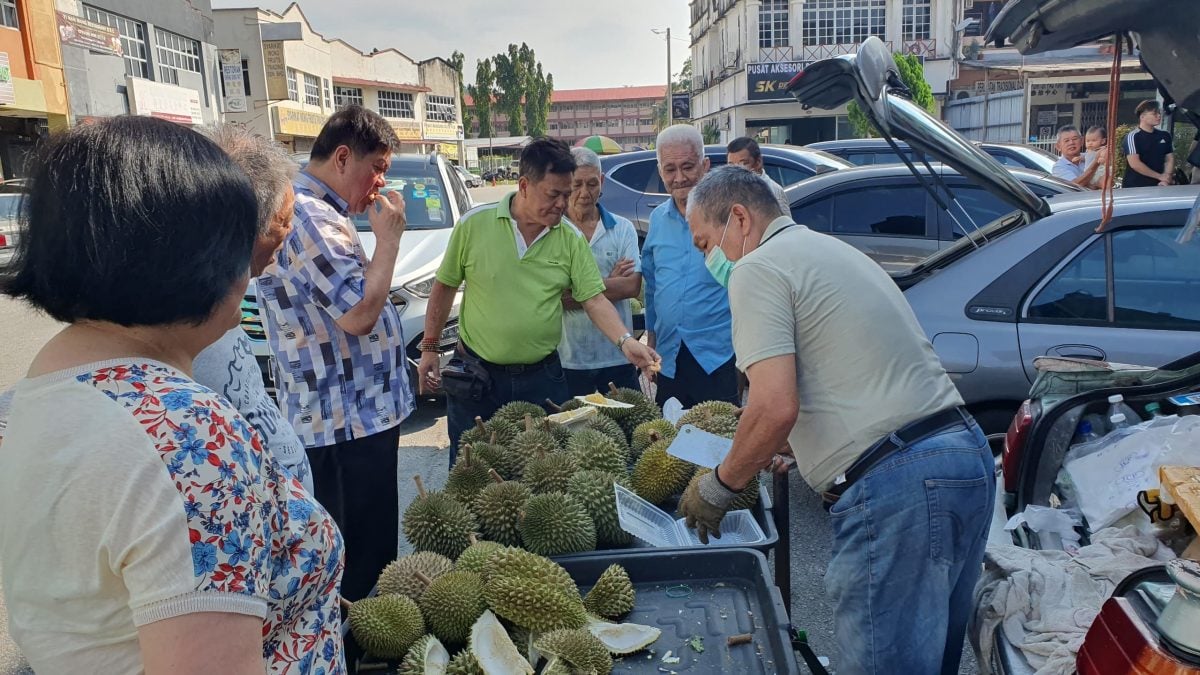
[1122,99,1175,188]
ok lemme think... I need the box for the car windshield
[906,210,1027,276]
[350,169,452,231]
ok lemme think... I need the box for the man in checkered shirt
[256,105,412,601]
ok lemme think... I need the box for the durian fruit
[676,400,739,430]
[543,419,574,449]
[582,413,627,451]
[446,650,484,675]
[585,617,661,655]
[349,594,426,659]
[417,570,487,645]
[518,492,597,556]
[522,451,579,495]
[490,400,546,427]
[567,428,629,476]
[464,436,519,481]
[483,574,588,632]
[378,551,455,600]
[686,468,759,511]
[566,470,631,547]
[508,415,559,478]
[445,447,493,506]
[403,476,478,559]
[455,535,504,574]
[629,439,697,505]
[458,416,518,452]
[468,610,534,675]
[534,629,614,674]
[546,397,585,413]
[481,546,578,597]
[583,564,635,619]
[472,472,531,547]
[603,382,663,439]
[693,412,740,439]
[630,419,677,459]
[398,634,450,675]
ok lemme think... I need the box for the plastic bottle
[1145,402,1163,418]
[1106,394,1141,427]
[1109,412,1130,430]
[1073,420,1102,445]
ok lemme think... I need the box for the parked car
[807,138,1059,173]
[784,163,1080,273]
[599,144,850,238]
[242,152,471,399]
[0,192,20,253]
[455,165,483,188]
[788,38,1200,434]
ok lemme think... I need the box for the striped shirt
[256,172,413,448]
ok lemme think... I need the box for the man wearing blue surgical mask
[680,165,992,675]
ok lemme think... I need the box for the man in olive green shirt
[419,138,659,458]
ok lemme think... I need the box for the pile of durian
[347,541,662,674]
[402,385,757,560]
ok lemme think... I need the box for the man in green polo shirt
[419,138,659,459]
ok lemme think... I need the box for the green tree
[494,45,525,137]
[449,50,472,136]
[673,57,692,93]
[701,120,721,144]
[847,52,936,138]
[469,58,496,139]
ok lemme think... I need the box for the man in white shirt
[1051,125,1102,189]
[727,137,791,214]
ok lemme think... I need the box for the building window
[759,0,790,48]
[0,0,17,29]
[334,86,363,108]
[240,59,252,96]
[303,72,320,106]
[286,68,298,102]
[638,118,653,126]
[425,94,457,122]
[902,0,931,41]
[802,0,886,46]
[83,5,149,79]
[154,28,201,85]
[322,78,332,109]
[377,90,415,119]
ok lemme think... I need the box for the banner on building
[437,142,460,160]
[262,41,289,100]
[219,49,247,114]
[746,61,810,101]
[56,11,123,57]
[0,53,13,106]
[424,120,460,141]
[126,76,203,126]
[273,106,328,138]
[671,93,691,120]
[391,120,423,141]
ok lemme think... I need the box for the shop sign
[437,142,459,159]
[219,49,247,113]
[56,11,122,57]
[0,53,13,106]
[274,106,328,138]
[126,76,203,125]
[263,41,289,100]
[746,61,810,101]
[424,120,460,141]
[391,120,423,141]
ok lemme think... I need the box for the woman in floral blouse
[0,116,345,674]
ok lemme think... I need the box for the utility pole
[666,27,672,125]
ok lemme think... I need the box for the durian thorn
[608,382,620,394]
[338,596,352,612]
[414,570,434,587]
[488,468,505,483]
[413,475,427,498]
[524,414,534,432]
[468,532,479,545]
[545,398,564,412]
[473,416,487,434]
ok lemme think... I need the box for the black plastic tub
[561,547,800,674]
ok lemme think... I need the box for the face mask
[705,213,745,288]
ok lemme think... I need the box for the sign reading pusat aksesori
[746,61,811,102]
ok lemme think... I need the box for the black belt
[459,342,559,375]
[822,406,972,508]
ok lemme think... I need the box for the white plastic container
[613,484,766,548]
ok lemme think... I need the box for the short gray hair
[203,125,297,236]
[686,164,784,224]
[656,124,703,163]
[571,146,602,173]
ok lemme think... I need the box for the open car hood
[786,37,1051,219]
[988,0,1200,113]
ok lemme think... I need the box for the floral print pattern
[79,363,345,674]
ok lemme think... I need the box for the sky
[212,0,692,90]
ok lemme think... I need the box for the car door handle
[1050,344,1106,361]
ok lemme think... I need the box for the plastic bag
[662,397,685,425]
[1006,505,1082,553]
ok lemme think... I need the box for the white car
[243,153,471,401]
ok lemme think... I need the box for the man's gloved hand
[678,468,740,544]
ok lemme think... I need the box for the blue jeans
[824,419,995,675]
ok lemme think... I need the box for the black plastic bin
[560,547,800,674]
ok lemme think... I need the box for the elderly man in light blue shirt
[560,147,644,396]
[642,125,739,407]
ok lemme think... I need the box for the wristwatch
[616,332,634,350]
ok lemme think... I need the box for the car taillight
[1002,399,1038,493]
[0,233,7,247]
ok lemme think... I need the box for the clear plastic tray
[614,484,767,548]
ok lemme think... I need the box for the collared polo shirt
[559,205,641,370]
[1052,155,1084,182]
[436,192,606,365]
[642,198,734,379]
[256,172,413,448]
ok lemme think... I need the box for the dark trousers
[564,363,641,398]
[446,352,568,465]
[306,425,400,602]
[655,342,740,408]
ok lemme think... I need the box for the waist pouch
[441,346,492,401]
